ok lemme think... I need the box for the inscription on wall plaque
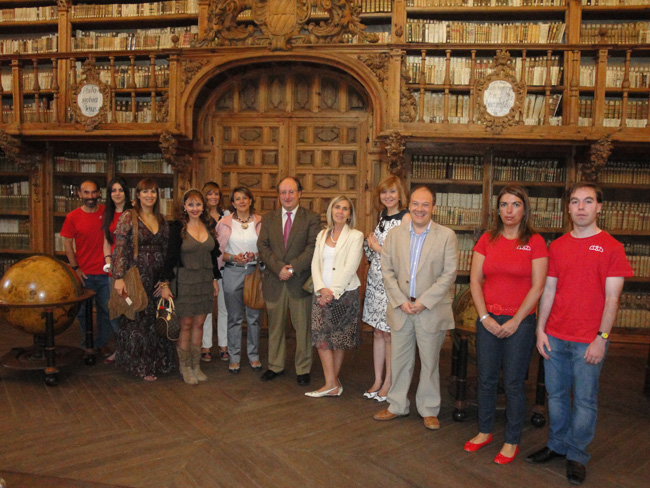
[483,80,515,118]
[77,84,104,117]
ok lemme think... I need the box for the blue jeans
[545,335,608,465]
[77,274,111,349]
[476,313,536,444]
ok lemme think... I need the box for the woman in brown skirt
[307,196,364,398]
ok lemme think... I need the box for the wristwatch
[597,331,609,340]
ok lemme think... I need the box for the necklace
[330,229,339,243]
[235,212,252,230]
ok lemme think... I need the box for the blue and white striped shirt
[409,221,432,298]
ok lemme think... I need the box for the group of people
[62,174,632,486]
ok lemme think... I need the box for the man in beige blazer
[374,186,458,430]
[257,176,321,385]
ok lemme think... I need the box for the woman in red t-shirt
[464,185,548,464]
[102,177,133,364]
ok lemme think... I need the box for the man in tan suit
[257,176,321,385]
[374,186,458,430]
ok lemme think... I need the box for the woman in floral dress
[362,176,410,402]
[112,178,175,381]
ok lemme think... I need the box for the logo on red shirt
[589,245,604,253]
[516,245,531,251]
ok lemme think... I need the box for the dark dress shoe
[260,369,284,382]
[526,446,566,464]
[297,373,311,386]
[567,460,586,485]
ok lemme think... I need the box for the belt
[410,296,417,303]
[486,304,518,316]
[224,262,257,268]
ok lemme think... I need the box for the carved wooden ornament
[69,59,110,131]
[475,51,525,134]
[197,0,377,51]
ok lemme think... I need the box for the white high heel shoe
[363,390,379,399]
[305,386,341,398]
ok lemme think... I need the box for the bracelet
[104,255,111,260]
[229,254,234,263]
[160,282,170,289]
[479,313,490,322]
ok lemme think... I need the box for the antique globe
[0,255,84,335]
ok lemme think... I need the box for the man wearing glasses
[258,176,321,386]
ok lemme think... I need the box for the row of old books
[0,233,30,250]
[116,154,173,174]
[0,257,20,276]
[72,62,169,89]
[71,26,197,51]
[406,55,562,86]
[582,1,650,6]
[0,181,29,196]
[55,153,108,173]
[21,72,55,91]
[358,0,393,12]
[406,20,566,44]
[107,101,161,123]
[413,92,471,123]
[523,94,562,125]
[628,257,650,279]
[599,161,650,185]
[580,22,650,44]
[412,155,483,180]
[0,196,29,211]
[71,0,199,19]
[0,218,29,234]
[599,201,650,231]
[407,0,564,5]
[22,101,54,123]
[0,6,57,22]
[579,64,650,89]
[0,34,57,55]
[456,233,476,272]
[493,157,565,182]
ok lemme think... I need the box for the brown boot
[190,345,208,382]
[177,347,198,385]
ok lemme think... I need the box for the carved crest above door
[196,0,378,51]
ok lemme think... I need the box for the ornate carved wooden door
[196,65,372,228]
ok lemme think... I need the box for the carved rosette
[358,53,390,93]
[400,54,417,123]
[0,130,42,202]
[180,58,209,91]
[69,58,110,131]
[474,51,525,134]
[197,0,377,51]
[580,136,613,182]
[383,130,408,178]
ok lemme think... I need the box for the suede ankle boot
[177,347,198,385]
[190,345,208,382]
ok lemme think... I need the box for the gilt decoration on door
[196,0,378,51]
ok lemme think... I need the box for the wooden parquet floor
[0,323,649,488]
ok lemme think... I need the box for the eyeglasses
[279,190,297,196]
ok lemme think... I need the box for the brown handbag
[155,297,180,341]
[243,263,265,310]
[108,210,148,320]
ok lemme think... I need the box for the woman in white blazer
[306,196,364,398]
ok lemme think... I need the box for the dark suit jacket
[257,206,321,301]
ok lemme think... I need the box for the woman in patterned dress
[112,178,175,382]
[362,176,410,402]
[160,189,221,385]
[306,196,364,398]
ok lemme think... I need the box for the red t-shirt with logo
[546,231,633,343]
[60,205,106,275]
[473,232,548,314]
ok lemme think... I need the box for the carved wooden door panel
[201,65,371,226]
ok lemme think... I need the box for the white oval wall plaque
[77,84,103,117]
[483,80,515,117]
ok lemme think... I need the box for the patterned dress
[112,211,175,378]
[362,209,409,332]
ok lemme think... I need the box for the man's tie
[283,211,292,248]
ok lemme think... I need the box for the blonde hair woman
[306,196,364,398]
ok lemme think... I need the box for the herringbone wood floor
[0,322,648,488]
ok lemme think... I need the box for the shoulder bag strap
[131,209,139,260]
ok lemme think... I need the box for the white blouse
[227,219,258,256]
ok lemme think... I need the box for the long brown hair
[134,178,164,223]
[374,175,407,212]
[177,189,217,241]
[489,185,535,245]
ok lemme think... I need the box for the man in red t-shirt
[527,182,633,486]
[61,180,111,354]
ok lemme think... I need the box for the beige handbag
[243,263,265,310]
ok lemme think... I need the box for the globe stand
[0,290,95,386]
